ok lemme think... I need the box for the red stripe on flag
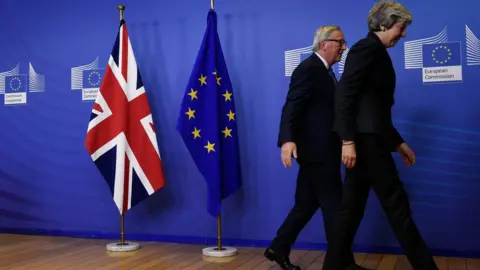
[93,103,103,113]
[125,94,166,190]
[85,66,126,154]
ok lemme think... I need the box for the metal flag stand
[202,214,238,257]
[104,5,141,253]
[106,213,140,252]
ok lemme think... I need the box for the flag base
[106,242,140,252]
[202,246,237,257]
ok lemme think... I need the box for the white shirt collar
[314,52,329,69]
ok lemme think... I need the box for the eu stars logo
[421,42,462,84]
[182,71,237,154]
[4,75,27,104]
[431,45,452,65]
[9,76,23,91]
[87,70,102,87]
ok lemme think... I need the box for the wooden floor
[1,234,479,270]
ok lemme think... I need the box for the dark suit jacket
[278,53,340,163]
[334,32,404,151]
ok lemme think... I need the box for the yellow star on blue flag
[176,8,242,217]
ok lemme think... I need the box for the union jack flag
[85,19,166,214]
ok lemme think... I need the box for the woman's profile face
[384,22,407,48]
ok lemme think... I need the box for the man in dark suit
[323,2,438,270]
[264,25,367,270]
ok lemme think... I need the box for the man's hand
[281,142,297,168]
[342,141,356,168]
[397,142,415,166]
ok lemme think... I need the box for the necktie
[328,68,338,86]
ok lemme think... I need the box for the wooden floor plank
[305,251,326,269]
[295,250,324,269]
[435,256,449,270]
[0,234,478,269]
[466,258,480,270]
[354,253,368,266]
[393,255,411,270]
[361,253,384,269]
[449,257,467,270]
[377,254,398,270]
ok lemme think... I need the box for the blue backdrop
[0,0,479,257]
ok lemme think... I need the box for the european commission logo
[404,26,467,84]
[422,42,462,83]
[0,63,45,105]
[71,57,104,101]
[404,24,480,83]
[284,45,349,77]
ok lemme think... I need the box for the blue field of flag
[422,42,462,68]
[5,75,27,93]
[82,69,104,88]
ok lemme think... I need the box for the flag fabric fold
[177,9,242,217]
[85,19,166,214]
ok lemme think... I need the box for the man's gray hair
[367,1,412,32]
[312,25,341,52]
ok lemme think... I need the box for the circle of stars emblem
[9,77,21,92]
[431,45,452,65]
[88,71,101,87]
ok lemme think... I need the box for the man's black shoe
[264,248,301,270]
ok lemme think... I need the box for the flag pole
[211,0,227,255]
[121,213,125,245]
[118,3,126,249]
[117,4,127,249]
[217,214,222,250]
[211,0,221,254]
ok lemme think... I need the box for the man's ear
[319,41,326,51]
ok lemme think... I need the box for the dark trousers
[269,159,355,266]
[323,134,438,270]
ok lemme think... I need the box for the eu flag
[422,42,462,67]
[5,75,27,93]
[82,69,104,89]
[177,9,242,217]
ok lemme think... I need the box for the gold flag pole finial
[210,0,214,10]
[117,4,125,21]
